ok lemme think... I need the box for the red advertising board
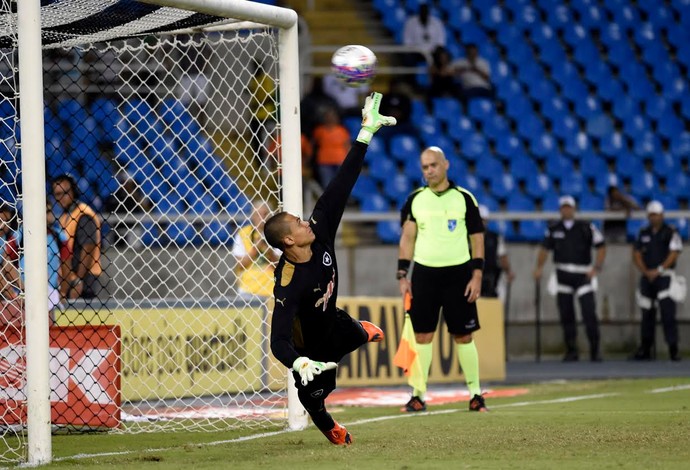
[0,325,121,428]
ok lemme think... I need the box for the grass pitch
[29,378,690,469]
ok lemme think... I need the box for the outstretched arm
[311,92,396,242]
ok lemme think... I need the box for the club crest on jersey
[323,252,332,266]
[447,219,457,232]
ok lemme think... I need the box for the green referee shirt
[400,183,484,267]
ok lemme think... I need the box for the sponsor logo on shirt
[315,269,336,311]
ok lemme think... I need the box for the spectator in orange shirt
[312,108,351,187]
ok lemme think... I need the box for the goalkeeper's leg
[296,370,352,445]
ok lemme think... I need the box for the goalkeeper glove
[292,357,338,386]
[356,92,397,145]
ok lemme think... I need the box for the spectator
[323,71,370,118]
[232,201,280,298]
[0,204,20,329]
[402,2,446,66]
[630,201,683,361]
[478,205,514,298]
[533,196,606,362]
[52,174,105,301]
[248,60,277,169]
[604,185,640,243]
[105,171,153,248]
[175,33,210,124]
[300,76,341,138]
[452,43,494,106]
[266,129,319,211]
[378,77,417,141]
[312,107,351,188]
[427,46,463,106]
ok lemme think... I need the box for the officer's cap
[558,195,576,208]
[646,200,664,214]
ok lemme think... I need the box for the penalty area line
[52,392,617,464]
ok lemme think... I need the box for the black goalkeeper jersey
[270,141,368,369]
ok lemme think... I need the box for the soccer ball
[331,45,377,87]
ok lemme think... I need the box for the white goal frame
[17,0,304,465]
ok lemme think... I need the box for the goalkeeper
[265,93,396,446]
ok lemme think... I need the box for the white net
[1,1,291,462]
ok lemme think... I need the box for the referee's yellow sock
[413,342,433,401]
[456,340,481,397]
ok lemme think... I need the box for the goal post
[5,0,306,465]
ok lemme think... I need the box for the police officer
[534,195,606,362]
[479,205,514,298]
[630,201,683,361]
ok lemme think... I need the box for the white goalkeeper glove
[356,92,397,145]
[292,357,338,386]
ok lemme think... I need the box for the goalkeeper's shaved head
[264,211,291,250]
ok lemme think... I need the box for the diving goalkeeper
[265,93,396,446]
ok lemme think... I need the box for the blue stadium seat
[361,192,389,212]
[351,173,378,203]
[368,153,397,182]
[667,172,690,198]
[389,134,421,163]
[597,78,625,104]
[560,171,586,197]
[518,220,547,242]
[545,154,574,180]
[626,219,646,242]
[404,158,425,186]
[506,192,535,212]
[460,133,488,161]
[516,114,545,142]
[574,95,603,120]
[612,96,640,122]
[630,171,658,200]
[623,114,652,139]
[631,131,662,158]
[541,193,561,211]
[467,99,495,122]
[476,155,504,181]
[578,191,605,211]
[510,153,539,182]
[377,220,401,244]
[446,115,475,144]
[599,132,626,159]
[525,172,554,200]
[670,132,690,158]
[431,97,462,124]
[167,221,200,246]
[585,114,614,139]
[383,173,413,206]
[614,154,644,180]
[140,222,163,248]
[656,114,685,140]
[563,132,592,159]
[551,114,580,142]
[446,155,468,183]
[481,115,510,142]
[530,133,557,160]
[653,153,681,180]
[488,173,516,200]
[200,220,234,246]
[495,135,525,161]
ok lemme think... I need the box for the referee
[397,146,488,413]
[630,201,682,361]
[534,196,606,362]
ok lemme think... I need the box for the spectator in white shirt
[452,43,494,106]
[323,72,370,118]
[403,3,446,65]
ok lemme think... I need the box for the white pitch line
[52,392,615,464]
[647,384,690,394]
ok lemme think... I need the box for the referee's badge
[448,219,457,232]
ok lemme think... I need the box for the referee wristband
[469,258,484,272]
[397,259,411,280]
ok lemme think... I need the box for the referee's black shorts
[410,261,480,336]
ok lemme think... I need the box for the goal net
[1,0,302,464]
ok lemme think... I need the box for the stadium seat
[630,171,658,200]
[578,191,605,211]
[599,132,626,159]
[351,173,378,203]
[541,193,561,211]
[560,171,586,197]
[368,153,397,182]
[631,131,662,158]
[563,132,591,158]
[530,133,557,160]
[377,220,401,244]
[510,153,539,182]
[495,135,525,161]
[389,134,421,163]
[585,114,614,139]
[481,114,510,143]
[670,132,690,157]
[525,172,553,200]
[167,221,200,246]
[518,220,547,242]
[361,192,389,212]
[446,116,475,144]
[200,220,234,246]
[467,98,495,122]
[545,154,574,181]
[431,97,462,124]
[488,173,516,200]
[551,114,579,141]
[403,158,425,186]
[476,155,504,181]
[506,192,535,212]
[574,95,603,121]
[614,154,644,180]
[626,219,646,242]
[459,133,488,161]
[383,173,413,206]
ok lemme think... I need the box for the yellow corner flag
[393,294,426,394]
